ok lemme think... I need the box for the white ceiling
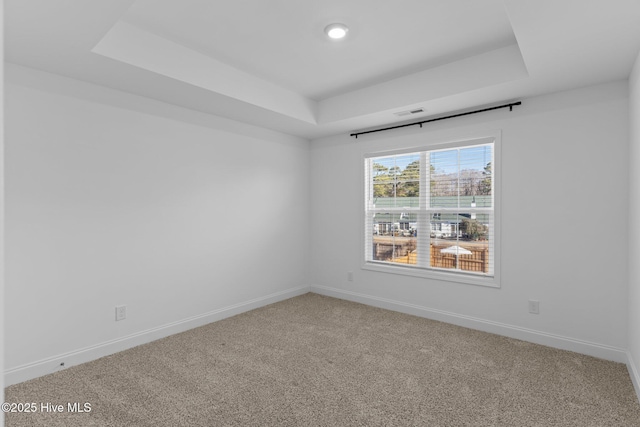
[122,0,517,101]
[5,0,640,139]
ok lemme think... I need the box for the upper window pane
[459,145,492,207]
[430,145,492,208]
[371,153,420,208]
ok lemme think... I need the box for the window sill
[362,261,500,288]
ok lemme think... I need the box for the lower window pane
[372,213,417,265]
[430,213,490,273]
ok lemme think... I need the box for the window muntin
[364,139,496,285]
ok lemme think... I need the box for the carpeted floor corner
[5,293,640,426]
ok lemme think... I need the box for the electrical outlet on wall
[115,305,126,321]
[528,300,540,314]
[347,271,354,282]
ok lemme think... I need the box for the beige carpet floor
[5,293,640,426]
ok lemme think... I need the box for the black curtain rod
[350,101,522,138]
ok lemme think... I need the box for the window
[364,136,499,287]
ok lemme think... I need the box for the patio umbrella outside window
[440,245,473,269]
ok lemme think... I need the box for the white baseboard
[628,351,640,404]
[5,285,310,386]
[310,285,629,364]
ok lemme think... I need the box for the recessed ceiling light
[324,23,349,40]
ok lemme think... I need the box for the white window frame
[362,133,501,288]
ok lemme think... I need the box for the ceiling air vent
[394,108,424,117]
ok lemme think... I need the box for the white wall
[310,81,630,361]
[628,50,640,395]
[3,60,635,396]
[4,64,310,384]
